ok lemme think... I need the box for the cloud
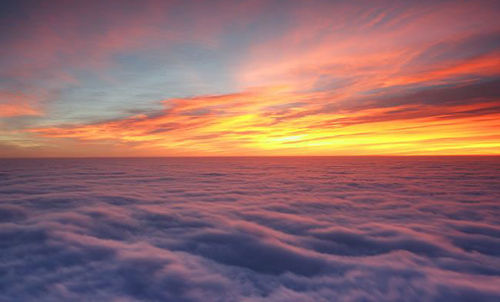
[1,1,497,155]
[1,157,500,301]
[0,1,500,156]
[0,103,40,117]
[0,91,41,117]
[26,82,500,155]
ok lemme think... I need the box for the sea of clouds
[0,157,499,301]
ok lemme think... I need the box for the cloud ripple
[0,157,499,301]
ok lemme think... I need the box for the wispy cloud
[1,0,499,156]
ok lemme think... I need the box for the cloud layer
[1,157,499,301]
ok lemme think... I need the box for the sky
[1,0,499,157]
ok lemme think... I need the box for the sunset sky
[1,0,499,157]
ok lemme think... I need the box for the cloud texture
[1,0,499,156]
[0,157,499,301]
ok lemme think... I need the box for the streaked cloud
[1,0,499,156]
[0,91,41,117]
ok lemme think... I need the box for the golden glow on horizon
[1,1,499,156]
[28,89,500,156]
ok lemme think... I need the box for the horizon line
[1,154,500,159]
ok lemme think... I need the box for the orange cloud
[3,1,500,156]
[29,87,500,156]
[0,91,41,117]
[0,104,40,117]
[238,2,500,94]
